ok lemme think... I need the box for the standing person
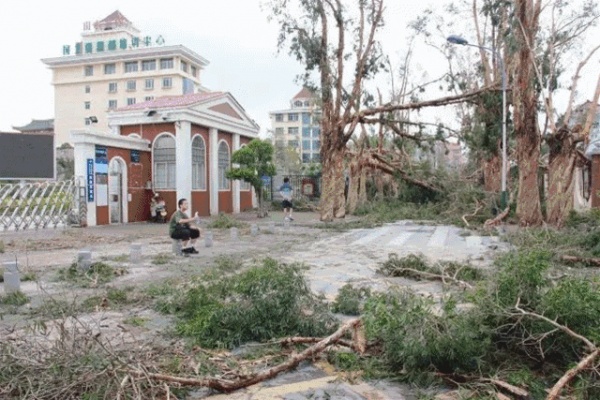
[279,177,294,221]
[169,198,200,254]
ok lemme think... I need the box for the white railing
[0,178,85,231]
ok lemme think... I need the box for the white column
[72,136,97,226]
[232,133,241,214]
[176,121,192,209]
[209,127,219,215]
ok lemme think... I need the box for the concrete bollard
[172,239,183,256]
[130,243,142,263]
[204,231,213,247]
[268,221,276,234]
[2,261,20,294]
[230,227,238,240]
[250,224,259,236]
[77,250,92,271]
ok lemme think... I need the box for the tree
[267,0,492,221]
[226,139,277,217]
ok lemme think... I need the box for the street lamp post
[447,35,508,209]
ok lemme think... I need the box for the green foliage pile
[57,262,125,287]
[162,258,337,349]
[331,284,371,315]
[379,253,484,283]
[352,249,600,397]
[206,213,248,229]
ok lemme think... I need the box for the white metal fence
[0,178,85,231]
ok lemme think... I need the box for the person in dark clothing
[169,198,200,254]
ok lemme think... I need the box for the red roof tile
[98,10,131,25]
[293,87,314,99]
[115,92,226,112]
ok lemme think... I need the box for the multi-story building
[269,87,321,164]
[42,11,209,145]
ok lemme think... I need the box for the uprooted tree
[227,139,277,217]
[267,0,494,221]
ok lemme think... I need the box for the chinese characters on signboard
[63,35,165,55]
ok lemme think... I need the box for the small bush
[207,213,248,229]
[0,291,29,306]
[332,284,371,315]
[152,253,173,265]
[174,258,337,349]
[58,262,124,287]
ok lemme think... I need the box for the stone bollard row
[2,261,20,294]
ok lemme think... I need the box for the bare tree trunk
[347,160,360,214]
[482,153,502,192]
[514,0,544,226]
[358,166,368,206]
[546,128,576,227]
[319,146,345,221]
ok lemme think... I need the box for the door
[108,158,124,224]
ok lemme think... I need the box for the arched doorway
[108,158,126,224]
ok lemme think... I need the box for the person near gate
[279,177,294,221]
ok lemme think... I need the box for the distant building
[413,141,465,170]
[42,11,209,145]
[12,119,54,135]
[269,87,321,164]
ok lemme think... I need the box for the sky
[0,0,598,137]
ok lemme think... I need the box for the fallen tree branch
[514,299,599,399]
[387,267,473,289]
[484,207,509,227]
[128,318,362,393]
[560,255,600,267]
[436,373,529,398]
[546,349,600,400]
[462,201,483,227]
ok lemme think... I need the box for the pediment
[208,103,243,120]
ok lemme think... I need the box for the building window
[302,140,311,151]
[85,85,91,93]
[275,114,283,122]
[289,140,299,149]
[162,77,172,88]
[288,113,298,122]
[191,136,206,190]
[108,82,117,93]
[84,66,93,76]
[85,118,91,126]
[275,127,284,135]
[145,96,154,101]
[191,65,197,77]
[304,100,310,107]
[127,80,136,91]
[84,101,90,110]
[104,63,116,74]
[302,113,311,124]
[153,135,176,189]
[160,58,174,69]
[275,140,285,148]
[141,59,156,71]
[294,100,303,107]
[312,153,321,163]
[127,98,136,105]
[312,127,320,138]
[218,141,230,190]
[302,153,310,163]
[124,61,138,73]
[302,127,310,137]
[108,100,117,109]
[313,140,321,151]
[288,127,299,135]
[145,79,154,89]
[181,61,188,72]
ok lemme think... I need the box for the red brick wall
[101,147,153,224]
[120,123,175,144]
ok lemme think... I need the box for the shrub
[57,262,124,287]
[332,284,371,315]
[206,213,248,229]
[174,258,337,348]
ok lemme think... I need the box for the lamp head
[447,35,469,45]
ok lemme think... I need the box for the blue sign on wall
[131,150,140,163]
[95,146,108,174]
[87,158,94,202]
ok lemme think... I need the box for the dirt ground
[0,211,505,399]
